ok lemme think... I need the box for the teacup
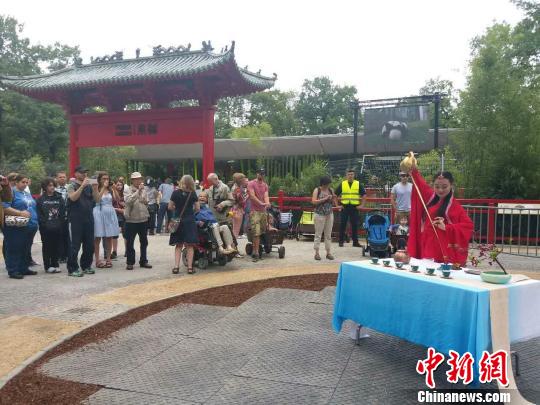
[442,269,452,278]
[371,258,379,264]
[395,262,404,269]
[410,265,420,272]
[426,267,436,275]
[440,263,452,271]
[383,260,391,267]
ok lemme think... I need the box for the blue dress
[93,192,119,237]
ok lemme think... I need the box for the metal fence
[270,191,540,258]
[462,202,540,257]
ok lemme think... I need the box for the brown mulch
[0,273,337,405]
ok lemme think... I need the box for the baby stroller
[182,223,236,269]
[278,211,294,239]
[245,206,286,259]
[294,211,315,240]
[361,210,392,258]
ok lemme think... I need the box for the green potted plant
[469,244,511,284]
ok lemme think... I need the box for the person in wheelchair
[196,192,236,255]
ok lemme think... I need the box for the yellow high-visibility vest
[341,180,360,205]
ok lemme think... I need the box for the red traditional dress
[407,169,473,265]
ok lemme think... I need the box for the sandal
[96,261,107,268]
[187,267,196,274]
[172,267,180,274]
[105,260,113,268]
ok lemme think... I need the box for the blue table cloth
[333,261,491,366]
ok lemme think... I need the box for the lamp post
[350,100,360,158]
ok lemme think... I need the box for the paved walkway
[0,234,538,389]
[40,288,539,404]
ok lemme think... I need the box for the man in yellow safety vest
[335,169,366,247]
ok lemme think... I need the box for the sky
[3,0,524,99]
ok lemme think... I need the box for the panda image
[381,121,408,140]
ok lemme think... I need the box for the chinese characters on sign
[115,123,158,136]
[416,348,509,388]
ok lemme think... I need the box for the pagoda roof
[0,41,276,109]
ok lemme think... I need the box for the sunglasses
[400,174,409,177]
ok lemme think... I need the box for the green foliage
[268,159,329,197]
[80,146,136,179]
[296,77,357,135]
[215,97,247,138]
[0,15,79,166]
[23,155,46,194]
[230,122,274,148]
[455,1,540,198]
[418,77,459,128]
[416,147,463,187]
[246,90,300,136]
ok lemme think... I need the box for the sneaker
[9,273,24,279]
[30,260,39,266]
[22,270,38,276]
[69,270,84,277]
[251,255,259,262]
[140,263,153,269]
[82,268,95,275]
[326,253,335,260]
[314,252,321,261]
[111,251,118,260]
[46,267,58,274]
[126,264,134,270]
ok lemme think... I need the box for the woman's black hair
[427,171,454,218]
[41,177,56,192]
[319,176,332,186]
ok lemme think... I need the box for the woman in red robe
[406,165,473,266]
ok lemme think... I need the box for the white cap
[130,172,143,179]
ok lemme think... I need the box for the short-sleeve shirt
[248,180,269,212]
[170,190,197,218]
[391,182,413,211]
[2,189,38,228]
[158,183,175,203]
[66,182,95,222]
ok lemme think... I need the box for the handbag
[168,192,192,233]
[4,215,30,227]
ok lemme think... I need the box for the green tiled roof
[0,46,275,94]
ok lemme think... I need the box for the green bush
[23,155,46,194]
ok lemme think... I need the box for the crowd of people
[0,166,273,279]
[0,162,472,280]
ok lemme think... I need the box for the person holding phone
[312,176,339,261]
[66,166,100,277]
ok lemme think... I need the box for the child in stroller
[389,214,409,253]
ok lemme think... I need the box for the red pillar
[69,120,80,177]
[201,106,216,184]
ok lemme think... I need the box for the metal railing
[270,191,540,257]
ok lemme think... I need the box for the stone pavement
[0,233,538,388]
[38,287,539,404]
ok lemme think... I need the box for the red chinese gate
[1,41,275,179]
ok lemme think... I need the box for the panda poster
[364,105,430,150]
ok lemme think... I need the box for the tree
[246,90,300,136]
[80,146,136,179]
[295,77,357,135]
[214,96,247,138]
[23,155,46,194]
[455,1,540,198]
[0,16,79,165]
[230,122,273,148]
[419,77,459,128]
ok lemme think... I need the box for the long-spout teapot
[400,151,417,173]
